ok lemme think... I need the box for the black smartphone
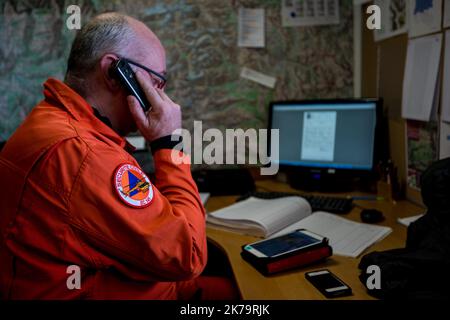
[305,269,352,298]
[111,59,151,112]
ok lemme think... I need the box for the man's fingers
[157,89,172,102]
[157,89,180,111]
[127,96,148,130]
[135,70,163,110]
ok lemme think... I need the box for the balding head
[64,12,166,136]
[65,12,165,97]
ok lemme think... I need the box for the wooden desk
[205,180,425,300]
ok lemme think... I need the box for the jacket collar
[42,78,135,152]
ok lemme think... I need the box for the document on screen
[301,111,337,162]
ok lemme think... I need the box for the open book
[207,196,392,258]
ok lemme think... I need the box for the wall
[0,0,354,144]
[360,1,445,204]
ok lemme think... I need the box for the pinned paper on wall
[373,0,408,42]
[439,121,450,159]
[238,8,265,48]
[442,31,450,123]
[282,0,340,27]
[240,67,277,88]
[406,120,438,189]
[409,0,442,37]
[402,33,442,121]
[444,0,450,28]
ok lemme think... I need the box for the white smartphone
[243,229,325,258]
[305,269,352,298]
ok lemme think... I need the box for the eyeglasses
[122,57,167,89]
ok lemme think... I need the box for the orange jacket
[0,78,207,299]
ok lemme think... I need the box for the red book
[241,236,332,276]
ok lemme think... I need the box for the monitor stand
[285,168,361,193]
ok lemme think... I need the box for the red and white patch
[114,163,154,208]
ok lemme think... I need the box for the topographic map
[0,0,353,146]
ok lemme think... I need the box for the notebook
[207,196,392,258]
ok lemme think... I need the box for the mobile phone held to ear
[111,59,151,112]
[305,269,352,298]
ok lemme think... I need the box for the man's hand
[127,70,181,142]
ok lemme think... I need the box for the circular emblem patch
[114,163,154,208]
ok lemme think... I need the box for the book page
[271,211,392,258]
[207,197,312,237]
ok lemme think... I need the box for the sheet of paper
[374,0,409,42]
[397,214,424,227]
[126,136,146,150]
[444,0,450,28]
[271,211,392,258]
[282,0,339,27]
[238,8,265,48]
[430,68,441,122]
[199,192,210,205]
[440,121,450,159]
[240,67,276,88]
[301,111,337,162]
[409,0,442,38]
[402,33,442,121]
[442,31,450,122]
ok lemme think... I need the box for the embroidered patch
[114,163,154,208]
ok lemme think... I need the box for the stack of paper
[397,214,424,227]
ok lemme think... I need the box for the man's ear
[99,54,121,91]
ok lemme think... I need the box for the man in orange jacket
[0,13,237,299]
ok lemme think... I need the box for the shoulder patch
[113,163,154,208]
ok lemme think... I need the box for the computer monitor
[269,99,382,190]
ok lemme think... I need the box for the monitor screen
[270,100,378,171]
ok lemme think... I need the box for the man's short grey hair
[65,12,135,96]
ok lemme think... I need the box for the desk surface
[205,179,425,300]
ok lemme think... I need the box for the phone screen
[248,231,322,257]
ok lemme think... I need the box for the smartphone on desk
[305,269,352,298]
[243,229,325,258]
[111,59,151,112]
